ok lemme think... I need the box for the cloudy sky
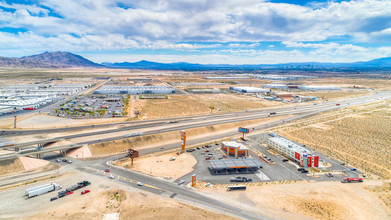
[1,0,391,64]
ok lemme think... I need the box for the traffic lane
[97,162,267,220]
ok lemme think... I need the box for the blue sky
[0,0,391,64]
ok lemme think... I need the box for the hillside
[0,51,102,68]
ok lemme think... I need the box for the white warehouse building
[93,86,175,95]
[230,86,270,93]
[298,85,341,90]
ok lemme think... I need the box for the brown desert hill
[0,51,103,68]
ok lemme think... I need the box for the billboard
[127,148,139,158]
[181,130,186,151]
[238,127,249,134]
[313,156,319,167]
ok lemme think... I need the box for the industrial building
[262,84,290,89]
[203,76,249,79]
[230,86,269,93]
[299,85,341,90]
[221,141,249,158]
[253,75,313,81]
[93,86,175,95]
[268,134,319,167]
[262,83,341,91]
[208,158,262,175]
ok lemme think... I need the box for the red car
[81,190,90,195]
[336,103,340,106]
[205,150,209,152]
[66,191,74,195]
[105,169,110,172]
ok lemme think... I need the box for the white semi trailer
[25,183,52,196]
[26,183,62,198]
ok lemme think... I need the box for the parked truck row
[52,180,91,201]
[25,183,62,198]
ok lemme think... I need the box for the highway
[2,91,391,219]
[1,90,391,159]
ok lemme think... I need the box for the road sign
[181,130,186,151]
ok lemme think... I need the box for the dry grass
[135,94,278,119]
[365,182,391,209]
[296,91,369,100]
[0,158,25,176]
[275,100,391,179]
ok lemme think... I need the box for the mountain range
[1,51,391,70]
[0,51,102,68]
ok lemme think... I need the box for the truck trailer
[341,178,363,183]
[25,183,52,196]
[26,183,62,198]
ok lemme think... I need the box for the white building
[230,86,269,93]
[93,86,175,95]
[268,134,319,167]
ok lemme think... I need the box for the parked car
[325,173,333,178]
[297,168,305,171]
[105,169,111,172]
[196,147,200,150]
[282,159,289,162]
[169,157,176,161]
[50,197,58,201]
[66,160,72,164]
[62,159,68,162]
[58,193,66,198]
[66,191,74,195]
[81,190,90,195]
[56,159,61,162]
[178,180,185,185]
[301,169,309,173]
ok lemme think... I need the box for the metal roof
[209,158,261,169]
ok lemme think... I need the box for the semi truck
[26,183,62,198]
[341,177,363,183]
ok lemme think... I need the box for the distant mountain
[103,57,391,70]
[0,51,102,68]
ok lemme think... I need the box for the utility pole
[14,115,16,129]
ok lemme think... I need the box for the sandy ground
[66,145,93,159]
[0,170,237,220]
[120,152,197,180]
[19,156,49,171]
[196,180,391,220]
[88,115,290,157]
[0,157,59,177]
[0,114,127,129]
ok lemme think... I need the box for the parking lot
[50,95,125,119]
[178,132,361,185]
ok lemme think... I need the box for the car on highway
[178,180,185,185]
[350,168,357,171]
[105,169,111,172]
[336,103,340,106]
[340,163,346,166]
[137,182,144,186]
[81,190,90,195]
[66,191,74,195]
[56,159,61,162]
[109,175,114,179]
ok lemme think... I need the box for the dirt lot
[134,94,280,119]
[197,180,391,220]
[119,152,197,180]
[274,100,391,179]
[0,171,236,220]
[0,157,58,177]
